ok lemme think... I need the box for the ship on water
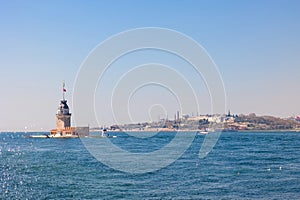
[29,82,89,138]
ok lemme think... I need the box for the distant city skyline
[0,0,300,131]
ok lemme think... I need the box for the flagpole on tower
[62,81,66,101]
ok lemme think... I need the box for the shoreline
[5,129,300,134]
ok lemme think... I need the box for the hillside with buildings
[91,112,300,132]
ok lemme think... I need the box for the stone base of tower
[50,126,89,138]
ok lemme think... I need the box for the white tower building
[50,81,89,137]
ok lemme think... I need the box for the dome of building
[57,100,70,115]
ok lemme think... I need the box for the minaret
[56,81,71,130]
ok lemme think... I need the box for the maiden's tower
[50,82,89,138]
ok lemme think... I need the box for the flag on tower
[63,81,66,92]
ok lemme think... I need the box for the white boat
[26,133,79,138]
[198,128,209,134]
[100,129,117,138]
[27,135,49,138]
[198,131,209,134]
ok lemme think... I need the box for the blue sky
[0,0,300,131]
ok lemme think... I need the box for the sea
[1,131,300,199]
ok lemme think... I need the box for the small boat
[101,129,108,137]
[26,133,79,138]
[198,128,209,134]
[26,134,49,138]
[99,129,117,138]
[198,131,209,134]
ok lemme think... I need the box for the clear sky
[0,0,300,131]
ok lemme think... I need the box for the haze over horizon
[1,0,300,131]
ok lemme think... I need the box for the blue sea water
[1,131,300,199]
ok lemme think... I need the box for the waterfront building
[50,82,89,137]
